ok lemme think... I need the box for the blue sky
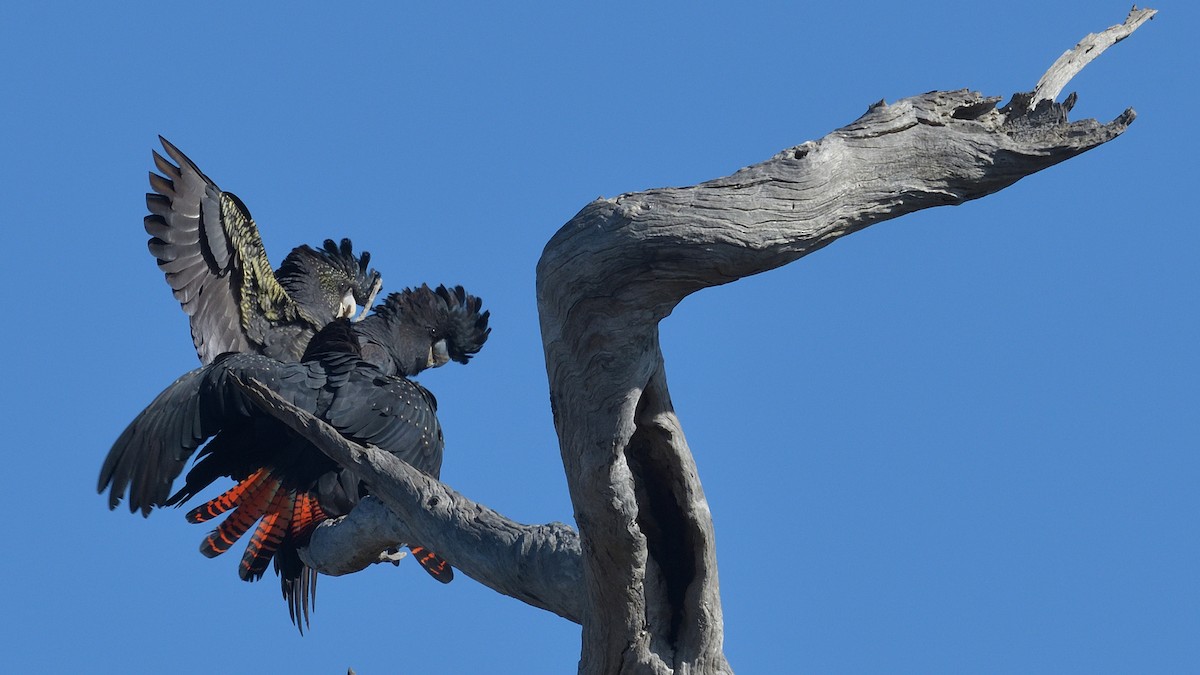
[1,2,1194,673]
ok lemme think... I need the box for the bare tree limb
[535,10,1152,675]
[1032,7,1157,107]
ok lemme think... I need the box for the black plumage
[146,137,382,364]
[99,286,489,629]
[357,283,491,376]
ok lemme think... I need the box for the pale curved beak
[337,290,356,319]
[429,339,451,368]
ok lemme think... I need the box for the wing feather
[100,368,209,514]
[147,171,174,198]
[147,137,311,364]
[151,149,180,179]
[99,356,325,516]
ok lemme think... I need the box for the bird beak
[337,290,356,319]
[429,339,451,368]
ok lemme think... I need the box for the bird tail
[187,467,331,632]
[186,468,453,632]
[408,545,454,583]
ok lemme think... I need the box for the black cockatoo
[99,284,490,629]
[147,137,383,364]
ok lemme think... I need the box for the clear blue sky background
[1,2,1193,673]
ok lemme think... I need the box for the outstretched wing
[98,354,326,516]
[145,137,312,364]
[99,367,209,516]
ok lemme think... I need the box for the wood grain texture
[1033,7,1157,107]
[536,11,1149,674]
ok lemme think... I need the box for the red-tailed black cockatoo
[100,285,489,630]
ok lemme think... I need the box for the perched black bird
[146,137,383,364]
[99,284,490,629]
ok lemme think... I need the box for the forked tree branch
[241,8,1155,674]
[536,10,1152,674]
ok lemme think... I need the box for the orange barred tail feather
[278,493,329,633]
[185,466,452,632]
[239,489,295,581]
[408,546,454,583]
[186,467,272,524]
[196,473,281,558]
[289,493,330,538]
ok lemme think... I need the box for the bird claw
[376,547,407,566]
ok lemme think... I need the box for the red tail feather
[408,545,454,583]
[239,490,295,581]
[280,494,329,633]
[289,493,329,540]
[198,474,280,558]
[186,467,271,524]
[184,464,441,633]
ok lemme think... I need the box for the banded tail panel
[185,467,271,523]
[278,493,329,633]
[408,546,454,584]
[197,474,281,558]
[289,493,329,538]
[239,489,295,581]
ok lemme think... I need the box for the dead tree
[239,8,1155,674]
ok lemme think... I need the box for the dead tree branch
[536,8,1151,674]
[1032,7,1156,107]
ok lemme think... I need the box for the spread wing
[99,367,209,516]
[145,137,314,364]
[99,355,326,516]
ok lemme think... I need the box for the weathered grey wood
[233,376,586,624]
[216,9,1153,674]
[1033,7,1157,107]
[535,11,1151,675]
